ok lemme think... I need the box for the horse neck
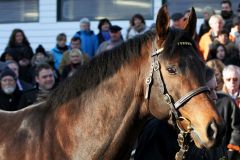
[53,53,151,159]
[88,55,150,159]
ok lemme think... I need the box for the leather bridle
[145,42,210,159]
[145,44,210,119]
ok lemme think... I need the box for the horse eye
[166,67,177,74]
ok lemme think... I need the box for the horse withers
[0,5,223,160]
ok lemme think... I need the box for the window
[165,0,239,18]
[0,0,39,23]
[58,0,153,21]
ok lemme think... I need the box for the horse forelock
[47,31,156,108]
[159,28,205,83]
[161,28,196,59]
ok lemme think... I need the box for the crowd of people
[0,11,150,110]
[0,0,239,159]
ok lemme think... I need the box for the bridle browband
[145,41,210,160]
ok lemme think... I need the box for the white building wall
[0,0,161,55]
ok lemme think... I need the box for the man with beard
[18,63,56,109]
[0,68,22,111]
[221,0,237,33]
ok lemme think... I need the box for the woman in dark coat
[3,28,33,62]
[2,29,34,83]
[97,18,112,46]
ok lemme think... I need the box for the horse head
[145,5,223,149]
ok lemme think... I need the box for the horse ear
[183,7,197,38]
[156,5,170,39]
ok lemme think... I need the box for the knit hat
[79,18,90,24]
[35,44,46,55]
[0,68,16,80]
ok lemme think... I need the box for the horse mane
[46,31,156,108]
[46,28,202,109]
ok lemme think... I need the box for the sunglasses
[225,77,238,82]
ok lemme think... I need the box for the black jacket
[4,44,33,61]
[97,32,106,46]
[216,92,240,147]
[134,118,179,160]
[18,87,38,109]
[0,87,22,111]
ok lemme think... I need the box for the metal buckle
[164,93,172,105]
[153,61,159,71]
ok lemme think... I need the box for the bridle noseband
[145,42,210,160]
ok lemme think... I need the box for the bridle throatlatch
[144,42,210,160]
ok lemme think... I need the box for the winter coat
[216,92,240,148]
[74,30,98,59]
[0,87,22,111]
[4,44,33,61]
[51,46,69,70]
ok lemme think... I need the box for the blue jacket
[74,30,98,59]
[51,47,68,70]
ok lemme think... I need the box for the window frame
[0,0,39,24]
[57,0,154,22]
[165,0,239,18]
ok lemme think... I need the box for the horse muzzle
[191,120,224,149]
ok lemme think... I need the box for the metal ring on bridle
[146,77,152,84]
[176,116,193,133]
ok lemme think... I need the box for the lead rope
[175,130,191,160]
[175,117,193,160]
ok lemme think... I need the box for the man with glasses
[222,65,240,108]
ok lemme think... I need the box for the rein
[145,41,210,160]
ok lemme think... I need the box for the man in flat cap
[96,25,123,54]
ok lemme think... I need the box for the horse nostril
[207,121,218,140]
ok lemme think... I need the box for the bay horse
[0,6,223,160]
